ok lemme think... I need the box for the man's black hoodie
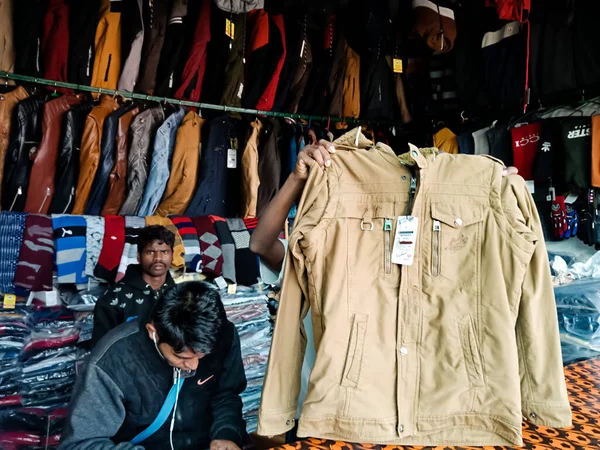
[91,265,175,347]
[60,320,247,450]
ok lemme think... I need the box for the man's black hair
[151,282,227,355]
[138,225,175,253]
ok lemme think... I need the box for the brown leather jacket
[24,94,84,214]
[72,95,119,214]
[155,111,204,217]
[0,86,29,208]
[101,106,140,216]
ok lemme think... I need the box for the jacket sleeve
[500,176,572,428]
[257,162,329,436]
[210,324,247,446]
[91,290,124,347]
[58,363,143,450]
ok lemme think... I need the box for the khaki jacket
[155,111,204,217]
[240,119,262,219]
[257,129,571,446]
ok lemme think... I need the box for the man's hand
[294,139,336,181]
[210,440,241,450]
[502,166,518,176]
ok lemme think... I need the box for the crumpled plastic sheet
[21,329,80,361]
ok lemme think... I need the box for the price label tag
[227,149,237,169]
[393,58,403,73]
[225,18,235,39]
[214,277,228,290]
[228,284,237,295]
[3,294,16,309]
[391,216,419,266]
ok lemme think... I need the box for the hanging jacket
[173,0,212,103]
[62,319,246,450]
[137,107,186,216]
[341,43,360,121]
[283,15,313,114]
[118,0,144,92]
[328,26,346,118]
[0,0,15,79]
[156,111,204,217]
[72,95,120,215]
[214,0,264,13]
[257,129,572,445]
[186,116,237,217]
[90,0,122,92]
[85,104,137,216]
[201,5,232,106]
[24,95,85,215]
[220,13,247,108]
[256,118,281,217]
[101,106,140,216]
[13,0,44,77]
[255,14,287,112]
[136,0,170,94]
[0,87,30,208]
[361,54,395,120]
[49,102,94,215]
[154,0,190,97]
[2,95,45,212]
[41,0,71,88]
[485,0,530,21]
[241,119,262,219]
[66,0,101,85]
[120,106,166,215]
[412,0,457,53]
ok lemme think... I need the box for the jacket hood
[121,264,175,292]
[214,0,264,13]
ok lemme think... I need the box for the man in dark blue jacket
[60,282,247,450]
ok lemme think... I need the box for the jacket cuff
[212,426,244,446]
[257,410,296,437]
[522,402,573,428]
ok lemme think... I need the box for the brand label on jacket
[392,216,418,265]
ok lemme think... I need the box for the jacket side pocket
[341,313,369,388]
[457,316,485,388]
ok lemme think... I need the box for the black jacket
[85,104,135,215]
[91,264,175,347]
[49,102,94,214]
[67,0,101,85]
[60,319,247,450]
[2,95,46,212]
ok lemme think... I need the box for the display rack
[0,71,402,126]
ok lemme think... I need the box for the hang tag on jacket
[393,58,403,73]
[391,216,419,265]
[225,19,235,39]
[3,294,16,309]
[227,149,237,169]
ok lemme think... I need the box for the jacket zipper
[9,187,23,211]
[407,175,417,213]
[384,218,392,274]
[62,187,75,214]
[432,220,441,277]
[38,187,51,213]
[104,54,112,82]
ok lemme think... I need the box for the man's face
[146,324,206,371]
[138,240,173,277]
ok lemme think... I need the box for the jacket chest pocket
[430,203,486,287]
[347,201,404,286]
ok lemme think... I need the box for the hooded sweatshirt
[90,264,175,346]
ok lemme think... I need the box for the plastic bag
[555,278,600,362]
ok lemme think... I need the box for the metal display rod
[0,71,401,126]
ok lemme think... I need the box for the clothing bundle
[221,285,272,432]
[0,212,262,297]
[0,305,79,447]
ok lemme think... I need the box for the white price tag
[214,277,228,290]
[391,216,419,266]
[526,180,535,194]
[227,149,237,169]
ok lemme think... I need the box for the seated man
[91,225,176,346]
[60,282,247,450]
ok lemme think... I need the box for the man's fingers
[306,148,325,167]
[318,139,336,153]
[502,166,519,176]
[318,145,332,167]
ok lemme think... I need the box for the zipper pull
[384,218,393,231]
[9,187,23,211]
[410,177,417,194]
[433,220,441,232]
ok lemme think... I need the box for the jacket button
[530,412,537,419]
[285,419,293,425]
[411,150,418,158]
[399,424,404,433]
[454,218,463,227]
[0,95,4,100]
[400,347,408,355]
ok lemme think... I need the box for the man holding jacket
[60,281,247,450]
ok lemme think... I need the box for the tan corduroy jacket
[257,129,571,446]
